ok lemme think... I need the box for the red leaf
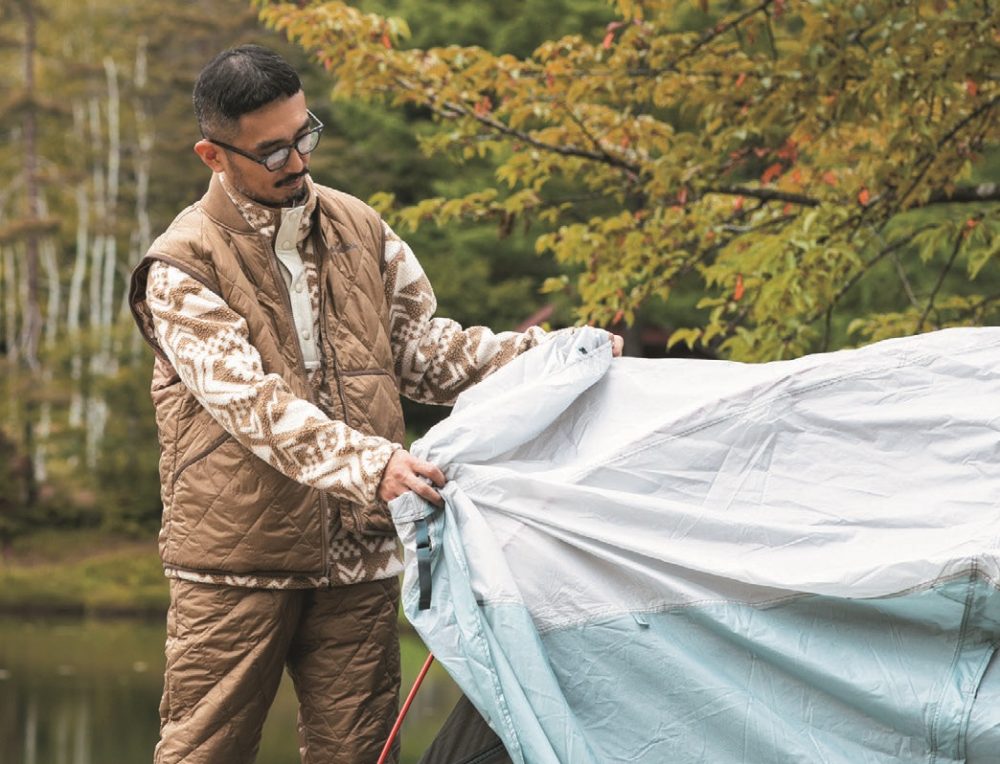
[677,187,688,205]
[602,21,626,49]
[776,139,798,161]
[761,162,784,184]
[782,203,794,215]
[774,0,786,17]
[966,79,979,97]
[474,96,493,118]
[733,274,745,302]
[733,195,745,212]
[613,309,625,325]
[858,187,870,206]
[380,31,392,49]
[821,170,838,187]
[735,72,747,89]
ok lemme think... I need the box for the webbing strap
[415,516,433,610]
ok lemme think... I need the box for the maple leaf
[761,163,784,184]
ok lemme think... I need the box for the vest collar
[201,173,253,233]
[199,172,317,240]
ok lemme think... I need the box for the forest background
[0,0,997,613]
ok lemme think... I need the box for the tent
[391,326,1000,763]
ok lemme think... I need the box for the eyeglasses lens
[263,129,322,171]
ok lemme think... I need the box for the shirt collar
[218,172,317,246]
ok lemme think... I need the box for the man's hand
[377,449,446,507]
[610,334,624,357]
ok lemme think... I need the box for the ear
[194,139,226,173]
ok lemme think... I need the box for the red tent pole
[377,652,436,764]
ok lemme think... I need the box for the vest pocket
[171,431,229,487]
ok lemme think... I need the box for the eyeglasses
[206,110,324,172]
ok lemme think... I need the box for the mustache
[276,170,309,187]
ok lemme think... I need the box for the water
[0,616,461,763]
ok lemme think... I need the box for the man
[129,44,621,764]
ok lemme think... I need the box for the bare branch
[891,250,921,311]
[436,98,640,173]
[675,0,775,68]
[898,95,999,208]
[923,183,1000,206]
[787,227,932,343]
[703,185,820,207]
[916,235,963,333]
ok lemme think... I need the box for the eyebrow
[254,116,311,153]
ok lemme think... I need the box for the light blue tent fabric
[390,327,1000,764]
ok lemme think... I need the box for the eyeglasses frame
[204,109,324,172]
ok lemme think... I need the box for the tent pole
[377,652,435,764]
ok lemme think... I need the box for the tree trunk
[85,97,106,469]
[19,0,42,373]
[67,104,89,429]
[101,56,119,364]
[2,246,17,363]
[124,37,153,356]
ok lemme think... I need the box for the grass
[0,529,168,616]
[0,529,422,628]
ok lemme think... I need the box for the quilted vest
[128,175,405,578]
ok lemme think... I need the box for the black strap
[415,515,433,610]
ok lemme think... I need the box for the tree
[0,0,291,532]
[257,0,999,361]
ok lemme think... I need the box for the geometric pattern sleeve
[145,260,398,506]
[382,221,549,405]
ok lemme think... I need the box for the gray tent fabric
[392,326,1000,763]
[417,695,512,764]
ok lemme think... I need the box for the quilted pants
[154,577,401,764]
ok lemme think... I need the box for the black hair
[193,45,302,139]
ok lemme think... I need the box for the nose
[285,146,307,174]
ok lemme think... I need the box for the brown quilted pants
[154,577,401,764]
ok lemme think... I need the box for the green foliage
[0,530,166,615]
[2,0,998,545]
[0,0,298,533]
[0,429,31,547]
[259,0,1000,361]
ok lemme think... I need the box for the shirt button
[282,240,293,249]
[301,330,311,340]
[295,282,304,293]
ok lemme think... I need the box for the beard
[225,163,310,208]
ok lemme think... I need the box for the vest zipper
[315,246,345,584]
[266,240,330,582]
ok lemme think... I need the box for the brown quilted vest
[128,175,405,578]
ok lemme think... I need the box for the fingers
[414,460,447,488]
[406,473,444,508]
[377,449,446,506]
[610,333,624,357]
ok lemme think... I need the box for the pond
[0,615,461,763]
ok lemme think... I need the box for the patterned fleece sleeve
[382,222,549,405]
[146,260,399,506]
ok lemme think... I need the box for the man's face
[206,90,312,207]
